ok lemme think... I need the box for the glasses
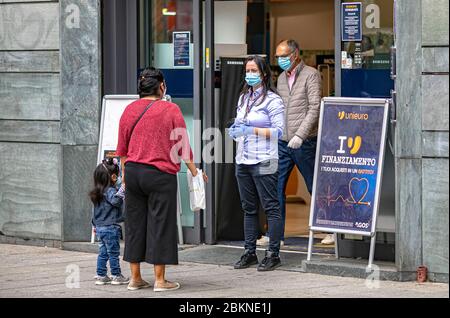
[275,51,295,59]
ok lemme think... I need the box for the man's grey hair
[279,39,300,53]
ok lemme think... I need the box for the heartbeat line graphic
[325,185,371,207]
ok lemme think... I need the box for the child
[89,158,129,285]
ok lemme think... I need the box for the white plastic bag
[187,169,206,211]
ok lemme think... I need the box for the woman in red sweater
[116,67,207,292]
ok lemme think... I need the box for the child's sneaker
[95,276,112,285]
[111,274,130,285]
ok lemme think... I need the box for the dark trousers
[236,160,283,255]
[123,162,178,265]
[278,137,317,241]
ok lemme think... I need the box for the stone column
[395,0,449,283]
[60,0,101,241]
[395,0,423,278]
[420,0,449,283]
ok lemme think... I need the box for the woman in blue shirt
[229,55,285,271]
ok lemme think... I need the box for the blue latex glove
[228,125,254,139]
[234,118,248,126]
[227,123,237,139]
[227,118,246,131]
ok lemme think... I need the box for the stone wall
[396,0,449,282]
[0,0,62,240]
[0,0,101,242]
[420,0,449,282]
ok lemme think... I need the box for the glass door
[138,0,209,244]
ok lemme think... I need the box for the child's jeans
[96,225,122,277]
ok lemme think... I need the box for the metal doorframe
[335,0,342,97]
[203,0,216,244]
[177,0,204,245]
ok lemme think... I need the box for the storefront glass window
[341,0,394,70]
[142,0,194,69]
[152,0,193,43]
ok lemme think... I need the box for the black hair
[239,55,276,108]
[89,158,120,205]
[138,67,165,98]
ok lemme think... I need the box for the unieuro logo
[338,111,369,121]
[337,136,362,155]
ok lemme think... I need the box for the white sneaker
[256,236,270,246]
[321,234,335,245]
[280,240,285,247]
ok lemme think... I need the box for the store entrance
[214,0,336,254]
[214,0,396,262]
[104,0,396,255]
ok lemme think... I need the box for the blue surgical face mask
[278,56,292,71]
[245,73,262,87]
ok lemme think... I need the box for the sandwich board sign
[307,97,390,268]
[97,95,139,165]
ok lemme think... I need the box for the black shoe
[234,251,258,269]
[257,251,281,272]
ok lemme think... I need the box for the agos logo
[338,136,362,155]
[338,111,369,121]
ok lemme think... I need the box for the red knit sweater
[116,99,193,175]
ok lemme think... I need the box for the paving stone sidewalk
[0,244,448,298]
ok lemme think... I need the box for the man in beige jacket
[275,40,322,244]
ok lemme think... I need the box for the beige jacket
[277,61,322,142]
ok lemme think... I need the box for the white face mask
[161,82,167,98]
[162,82,172,102]
[164,82,168,96]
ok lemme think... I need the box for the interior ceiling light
[162,8,177,16]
